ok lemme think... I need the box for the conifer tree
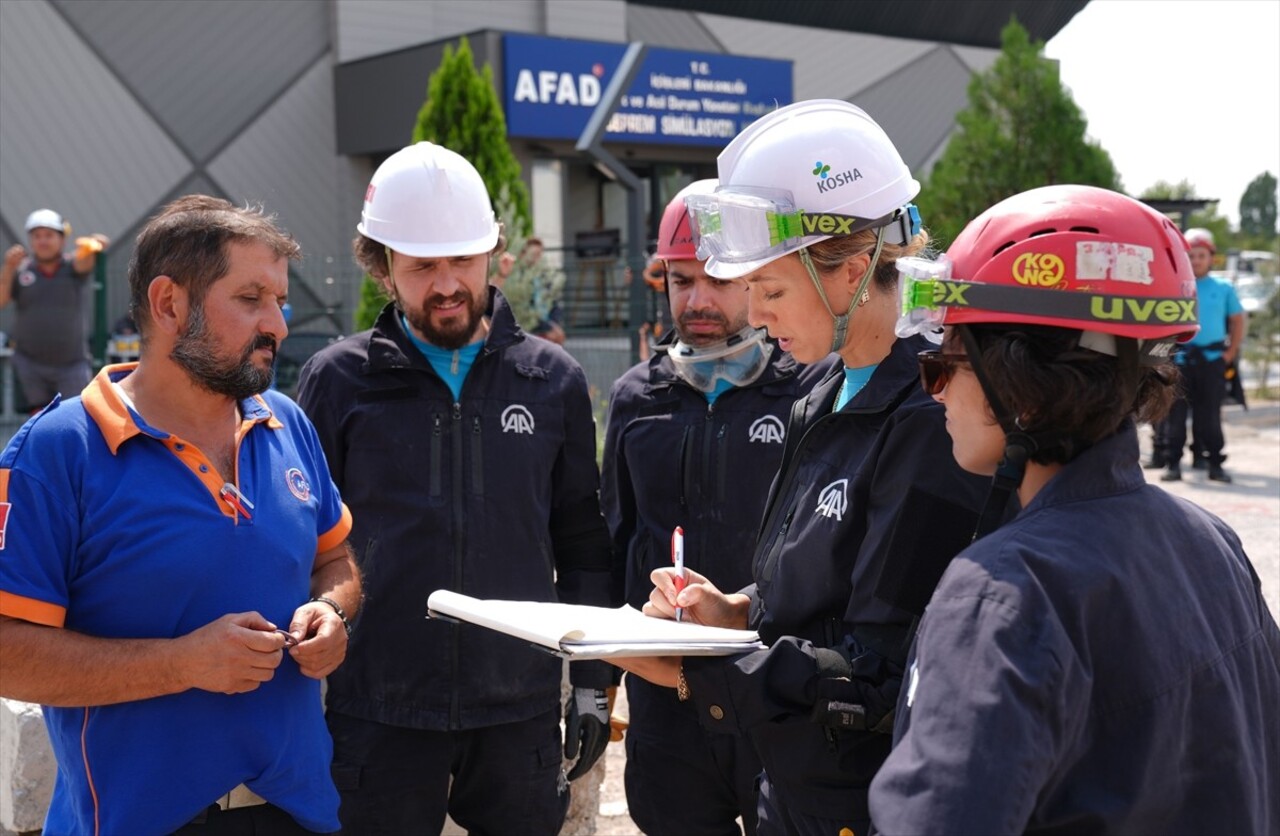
[355,36,531,330]
[412,36,532,239]
[921,20,1121,247]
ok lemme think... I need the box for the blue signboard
[502,33,793,147]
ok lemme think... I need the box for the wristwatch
[310,596,353,636]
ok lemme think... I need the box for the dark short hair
[955,324,1178,465]
[353,227,507,280]
[128,195,300,334]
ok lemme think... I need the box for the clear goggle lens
[685,187,802,264]
[668,326,773,392]
[894,255,952,344]
[687,187,919,266]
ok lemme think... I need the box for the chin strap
[799,225,887,354]
[960,327,1047,540]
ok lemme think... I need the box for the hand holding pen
[671,526,687,622]
[644,565,753,630]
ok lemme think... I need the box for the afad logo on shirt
[17,269,37,288]
[747,415,785,444]
[285,468,311,502]
[501,404,535,434]
[0,502,11,549]
[814,479,848,521]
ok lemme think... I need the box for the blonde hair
[805,227,930,290]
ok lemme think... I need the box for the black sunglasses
[917,351,971,395]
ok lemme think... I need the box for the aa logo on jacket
[747,415,785,444]
[814,479,848,521]
[501,404,535,434]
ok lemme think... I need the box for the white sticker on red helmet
[1075,242,1154,285]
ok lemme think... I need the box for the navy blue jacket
[601,344,824,610]
[296,290,613,731]
[871,422,1280,835]
[683,335,993,821]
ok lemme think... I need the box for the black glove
[564,687,610,781]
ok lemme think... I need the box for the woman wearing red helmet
[869,185,1280,834]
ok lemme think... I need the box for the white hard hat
[1183,227,1216,253]
[25,209,66,234]
[357,142,500,258]
[698,99,920,279]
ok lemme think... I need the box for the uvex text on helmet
[938,185,1197,343]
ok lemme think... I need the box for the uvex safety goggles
[895,255,1191,362]
[667,326,773,392]
[685,186,920,266]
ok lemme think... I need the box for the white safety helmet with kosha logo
[358,142,500,258]
[686,99,922,353]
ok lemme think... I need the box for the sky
[1044,0,1280,227]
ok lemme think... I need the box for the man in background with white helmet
[1158,227,1244,482]
[296,142,615,833]
[601,180,825,836]
[0,209,109,412]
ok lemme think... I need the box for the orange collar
[82,363,283,455]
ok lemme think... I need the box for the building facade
[0,0,1084,352]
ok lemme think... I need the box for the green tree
[353,271,389,334]
[1139,181,1231,250]
[1239,171,1277,240]
[412,36,531,238]
[921,19,1121,247]
[1140,179,1199,200]
[355,36,531,331]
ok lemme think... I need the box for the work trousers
[755,772,867,836]
[326,708,567,836]
[624,676,762,836]
[1166,355,1227,464]
[11,351,91,411]
[171,802,320,835]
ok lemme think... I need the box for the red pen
[220,482,254,520]
[671,526,686,622]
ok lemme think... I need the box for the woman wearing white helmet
[616,100,996,836]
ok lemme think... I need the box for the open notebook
[427,590,765,659]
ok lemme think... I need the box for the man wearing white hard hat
[296,142,614,833]
[601,179,825,836]
[0,209,109,412]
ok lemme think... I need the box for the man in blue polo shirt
[0,195,360,834]
[1161,228,1246,483]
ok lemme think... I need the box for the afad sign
[502,33,793,147]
